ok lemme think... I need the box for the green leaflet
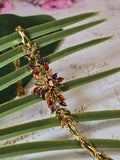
[0,109,120,141]
[0,139,119,159]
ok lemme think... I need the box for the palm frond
[0,12,118,160]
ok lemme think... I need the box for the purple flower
[56,0,73,9]
[40,88,47,98]
[51,104,57,113]
[52,73,57,80]
[24,0,84,11]
[42,0,57,11]
[42,0,73,10]
[0,1,13,14]
[60,100,67,106]
[29,64,36,69]
[40,58,45,65]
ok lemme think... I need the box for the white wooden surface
[1,0,120,159]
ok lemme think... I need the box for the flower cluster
[22,42,67,113]
[0,0,13,14]
[24,0,84,11]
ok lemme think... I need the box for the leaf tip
[104,17,109,22]
[95,11,102,16]
[110,35,115,39]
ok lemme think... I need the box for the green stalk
[0,18,107,68]
[0,35,114,90]
[0,139,119,159]
[0,67,120,119]
[0,12,101,51]
[0,110,120,141]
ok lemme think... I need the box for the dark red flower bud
[48,98,54,106]
[57,77,64,82]
[44,63,49,71]
[33,87,41,93]
[32,69,39,75]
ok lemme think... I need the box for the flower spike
[16,26,113,160]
